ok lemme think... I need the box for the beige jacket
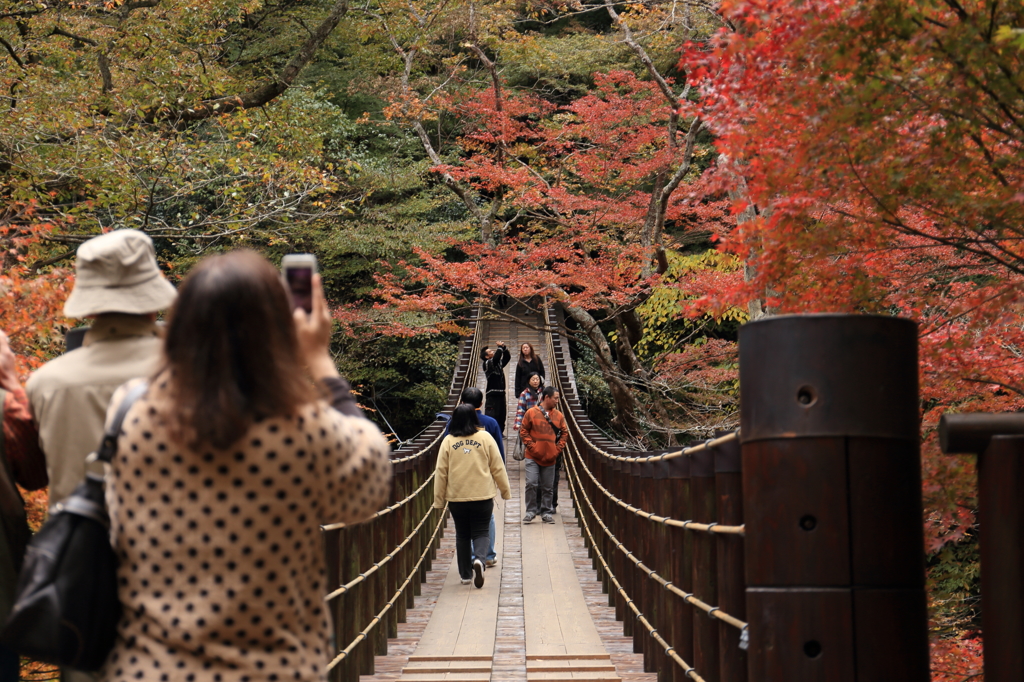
[25,315,162,508]
[433,428,511,508]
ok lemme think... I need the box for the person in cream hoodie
[434,404,512,588]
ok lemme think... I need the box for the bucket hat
[63,230,177,318]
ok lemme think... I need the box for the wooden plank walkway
[362,308,656,682]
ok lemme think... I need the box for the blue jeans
[487,513,496,561]
[472,513,497,562]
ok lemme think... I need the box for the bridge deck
[361,310,655,682]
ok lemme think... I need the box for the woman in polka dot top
[100,251,392,682]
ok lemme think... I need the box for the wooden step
[527,665,616,673]
[399,655,495,682]
[408,656,494,663]
[528,671,614,675]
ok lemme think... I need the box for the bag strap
[91,382,149,465]
[539,406,561,436]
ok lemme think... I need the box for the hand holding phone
[282,253,318,313]
[289,266,340,381]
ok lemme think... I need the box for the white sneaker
[473,559,485,589]
[460,577,472,585]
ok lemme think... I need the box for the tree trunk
[561,302,643,439]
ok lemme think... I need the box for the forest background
[2,0,1020,678]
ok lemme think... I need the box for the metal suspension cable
[562,430,748,632]
[392,307,487,464]
[542,306,737,464]
[326,503,449,672]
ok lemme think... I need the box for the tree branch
[0,35,24,69]
[147,0,348,123]
[50,26,98,46]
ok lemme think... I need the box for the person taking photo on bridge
[481,341,511,429]
[443,387,504,567]
[513,342,545,400]
[98,250,392,682]
[434,404,511,589]
[520,386,568,525]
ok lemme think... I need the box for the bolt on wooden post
[739,314,929,682]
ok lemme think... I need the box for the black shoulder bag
[1,381,148,671]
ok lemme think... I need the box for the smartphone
[281,253,318,313]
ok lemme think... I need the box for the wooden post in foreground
[739,314,929,682]
[940,414,1024,682]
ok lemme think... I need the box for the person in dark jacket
[513,343,545,400]
[482,342,511,429]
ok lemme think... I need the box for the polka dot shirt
[101,378,392,682]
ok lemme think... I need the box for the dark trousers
[0,644,16,682]
[553,455,561,509]
[449,499,493,579]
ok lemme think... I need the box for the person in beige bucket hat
[62,229,177,318]
[0,229,176,681]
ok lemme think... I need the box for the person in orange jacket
[519,386,567,525]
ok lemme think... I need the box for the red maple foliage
[679,0,1024,673]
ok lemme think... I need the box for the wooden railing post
[667,456,693,682]
[739,314,929,682]
[691,447,719,682]
[714,437,745,682]
[940,415,1024,682]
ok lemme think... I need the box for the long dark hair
[518,343,537,366]
[162,250,314,449]
[449,404,481,438]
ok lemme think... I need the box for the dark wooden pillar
[940,415,1024,682]
[740,314,929,682]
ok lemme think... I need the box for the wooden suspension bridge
[321,304,1024,682]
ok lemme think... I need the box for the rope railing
[326,491,438,600]
[566,418,739,464]
[323,308,485,682]
[545,304,933,680]
[569,442,745,536]
[563,429,748,632]
[326,503,449,672]
[322,471,436,532]
[563,448,707,682]
[543,303,749,681]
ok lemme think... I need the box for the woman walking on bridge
[481,341,511,429]
[99,251,392,682]
[513,343,545,400]
[434,404,511,588]
[513,372,544,432]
